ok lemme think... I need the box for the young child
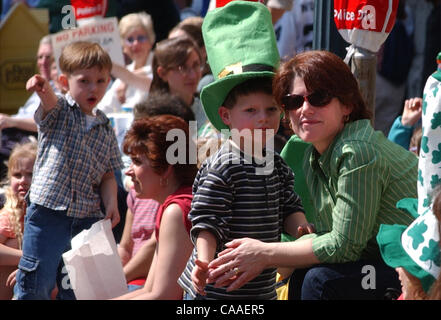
[178,1,312,300]
[0,141,37,299]
[15,41,124,300]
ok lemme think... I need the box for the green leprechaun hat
[377,55,441,293]
[200,1,280,132]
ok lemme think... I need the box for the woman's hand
[207,238,269,292]
[296,223,315,239]
[116,82,128,104]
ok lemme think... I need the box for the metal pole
[313,1,377,122]
[350,47,377,123]
[313,0,347,59]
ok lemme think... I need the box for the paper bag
[62,219,129,300]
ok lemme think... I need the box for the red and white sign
[51,17,125,71]
[71,0,108,20]
[334,0,399,52]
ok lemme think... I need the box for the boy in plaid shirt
[14,41,124,300]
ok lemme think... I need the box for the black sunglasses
[281,91,333,110]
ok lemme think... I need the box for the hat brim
[396,198,419,219]
[200,72,275,132]
[377,224,436,292]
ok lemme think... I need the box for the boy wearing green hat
[178,1,312,299]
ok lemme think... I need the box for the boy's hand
[26,74,49,93]
[192,259,210,296]
[296,223,315,239]
[401,97,422,127]
[104,205,120,229]
[26,74,58,115]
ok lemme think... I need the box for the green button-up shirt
[303,119,418,263]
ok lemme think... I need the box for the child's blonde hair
[58,41,112,75]
[2,141,37,249]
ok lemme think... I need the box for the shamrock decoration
[420,239,441,269]
[423,196,431,208]
[421,136,429,154]
[431,174,441,188]
[432,143,441,164]
[422,93,427,115]
[418,169,424,186]
[431,112,441,129]
[407,220,428,250]
[434,85,439,98]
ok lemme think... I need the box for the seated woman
[207,50,419,300]
[114,115,198,300]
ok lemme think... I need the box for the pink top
[0,211,22,239]
[126,189,160,257]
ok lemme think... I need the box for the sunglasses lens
[282,95,305,110]
[308,91,331,107]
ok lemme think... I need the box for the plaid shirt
[30,94,124,218]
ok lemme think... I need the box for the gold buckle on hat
[218,62,243,79]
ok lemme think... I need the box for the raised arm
[25,74,58,119]
[111,63,152,92]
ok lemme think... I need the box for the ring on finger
[232,267,240,275]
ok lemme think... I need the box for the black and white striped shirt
[178,140,304,299]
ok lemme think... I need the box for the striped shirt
[126,189,159,257]
[30,94,124,218]
[178,139,304,300]
[303,119,418,263]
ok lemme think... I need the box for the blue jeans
[14,203,100,300]
[288,259,401,300]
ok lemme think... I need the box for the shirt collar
[64,93,109,125]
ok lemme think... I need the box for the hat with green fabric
[200,0,280,132]
[377,60,441,293]
[377,198,440,292]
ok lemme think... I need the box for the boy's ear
[58,74,69,91]
[218,106,231,126]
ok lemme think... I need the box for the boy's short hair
[59,41,112,75]
[222,76,273,109]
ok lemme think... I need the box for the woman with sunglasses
[207,50,419,300]
[98,12,155,114]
